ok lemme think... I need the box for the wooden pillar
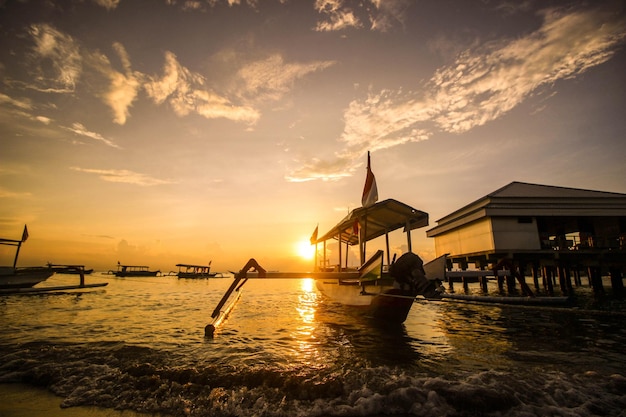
[531,264,540,292]
[609,267,624,297]
[557,265,568,296]
[588,266,605,296]
[573,267,582,286]
[447,264,454,293]
[543,266,554,296]
[460,261,469,293]
[506,268,516,294]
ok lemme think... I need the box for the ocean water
[1,272,625,417]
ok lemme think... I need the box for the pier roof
[427,181,626,237]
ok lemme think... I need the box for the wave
[2,340,625,417]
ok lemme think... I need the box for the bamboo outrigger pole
[204,258,266,337]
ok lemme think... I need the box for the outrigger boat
[0,226,54,289]
[205,153,443,335]
[111,264,160,277]
[176,262,217,278]
[309,198,443,323]
[1,226,108,293]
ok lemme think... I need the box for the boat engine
[389,252,443,299]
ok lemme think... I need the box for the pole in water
[204,258,263,337]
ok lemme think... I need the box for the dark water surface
[1,273,625,416]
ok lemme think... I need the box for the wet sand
[0,384,157,417]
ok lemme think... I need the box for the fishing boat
[112,264,160,277]
[0,226,55,289]
[309,198,443,323]
[176,262,217,278]
[212,153,443,326]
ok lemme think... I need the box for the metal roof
[427,181,626,237]
[315,199,429,245]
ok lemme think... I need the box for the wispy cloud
[91,43,142,125]
[0,187,32,199]
[70,167,176,186]
[27,23,82,93]
[314,0,409,32]
[234,54,335,103]
[93,0,120,10]
[0,93,33,110]
[314,0,362,31]
[290,5,626,181]
[63,123,120,148]
[145,51,260,124]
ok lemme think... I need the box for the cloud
[429,7,626,133]
[314,0,410,32]
[0,93,32,110]
[0,187,32,199]
[314,0,361,31]
[291,5,626,181]
[63,122,120,148]
[93,0,120,10]
[70,167,176,186]
[234,54,336,103]
[86,43,142,125]
[145,51,260,124]
[28,23,82,93]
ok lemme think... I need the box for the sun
[295,239,316,260]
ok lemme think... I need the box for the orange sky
[1,1,625,273]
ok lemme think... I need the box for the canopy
[315,199,429,245]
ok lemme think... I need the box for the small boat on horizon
[176,262,218,278]
[0,226,55,289]
[111,263,160,277]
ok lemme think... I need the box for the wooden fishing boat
[0,226,54,289]
[176,263,217,278]
[204,153,442,333]
[309,197,442,323]
[112,264,160,277]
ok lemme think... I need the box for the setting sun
[295,239,316,261]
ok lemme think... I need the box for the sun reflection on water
[291,278,321,365]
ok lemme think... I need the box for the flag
[352,218,359,235]
[309,224,318,245]
[21,225,29,242]
[361,151,378,207]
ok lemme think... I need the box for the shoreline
[0,383,159,417]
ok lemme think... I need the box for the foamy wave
[1,341,625,416]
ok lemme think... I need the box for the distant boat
[0,226,55,289]
[176,263,217,279]
[47,263,94,275]
[112,264,160,277]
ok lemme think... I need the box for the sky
[1,0,625,273]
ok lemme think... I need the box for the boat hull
[315,279,416,323]
[178,272,217,279]
[115,271,159,277]
[0,267,55,289]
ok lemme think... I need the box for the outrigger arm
[204,258,266,338]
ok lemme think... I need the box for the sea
[1,271,625,417]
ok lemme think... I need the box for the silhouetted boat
[176,263,217,278]
[112,264,160,277]
[0,226,54,289]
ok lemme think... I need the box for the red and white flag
[21,225,29,242]
[361,152,378,207]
